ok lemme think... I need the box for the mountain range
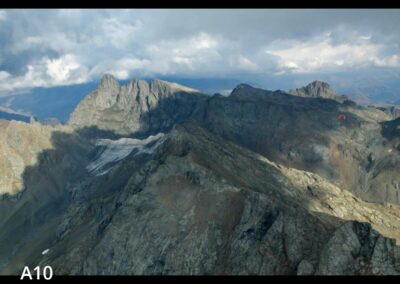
[0,75,399,275]
[0,75,399,125]
[0,106,31,123]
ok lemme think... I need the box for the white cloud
[0,55,89,92]
[101,18,142,49]
[0,10,6,21]
[144,32,222,74]
[57,9,82,17]
[265,34,400,74]
[360,35,371,40]
[142,32,264,76]
[373,54,400,67]
[45,54,87,83]
[1,10,400,93]
[237,56,260,72]
[11,33,81,55]
[88,56,152,80]
[0,71,10,80]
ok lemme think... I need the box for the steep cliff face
[69,74,206,136]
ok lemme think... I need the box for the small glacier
[87,133,166,176]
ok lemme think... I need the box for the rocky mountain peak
[230,84,264,98]
[98,74,120,91]
[306,80,336,96]
[289,80,337,99]
[232,83,253,91]
[69,76,205,136]
[229,84,289,102]
[309,80,331,88]
[123,79,150,96]
[288,80,350,103]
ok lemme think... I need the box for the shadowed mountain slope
[0,122,399,275]
[0,76,399,275]
[194,84,400,204]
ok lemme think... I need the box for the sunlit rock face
[288,81,349,103]
[0,121,53,195]
[69,74,206,136]
[0,120,87,196]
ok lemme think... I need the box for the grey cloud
[0,9,399,93]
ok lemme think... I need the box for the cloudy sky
[0,9,400,96]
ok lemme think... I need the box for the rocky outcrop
[377,106,400,120]
[69,74,206,136]
[317,221,400,275]
[289,81,349,103]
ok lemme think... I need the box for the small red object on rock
[336,114,346,121]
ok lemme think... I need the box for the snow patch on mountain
[87,133,166,176]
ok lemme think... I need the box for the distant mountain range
[0,105,31,122]
[0,74,398,124]
[0,82,98,123]
[0,77,246,123]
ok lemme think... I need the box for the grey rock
[288,81,349,103]
[317,222,400,275]
[194,83,400,205]
[377,106,400,120]
[69,75,206,136]
[297,260,314,275]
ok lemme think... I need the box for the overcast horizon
[0,9,400,101]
